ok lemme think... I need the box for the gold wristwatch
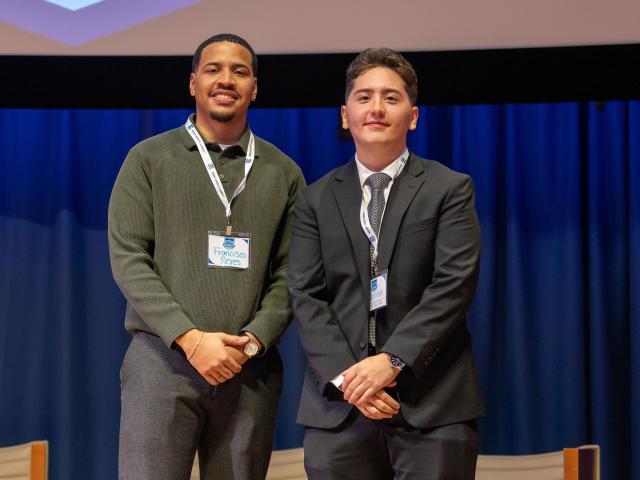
[243,336,260,358]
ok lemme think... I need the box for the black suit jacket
[289,153,485,429]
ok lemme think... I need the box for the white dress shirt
[330,148,409,391]
[355,148,409,225]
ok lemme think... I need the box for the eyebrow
[353,87,404,96]
[201,61,251,70]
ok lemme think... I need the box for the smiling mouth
[211,89,239,104]
[364,121,389,127]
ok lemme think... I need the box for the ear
[340,105,349,130]
[251,77,258,102]
[189,73,196,97]
[409,106,419,131]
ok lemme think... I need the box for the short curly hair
[192,33,257,76]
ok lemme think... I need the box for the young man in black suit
[288,48,484,479]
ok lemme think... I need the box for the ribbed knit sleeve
[108,146,196,347]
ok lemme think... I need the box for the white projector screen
[1,0,639,55]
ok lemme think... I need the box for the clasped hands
[339,354,401,420]
[175,329,260,386]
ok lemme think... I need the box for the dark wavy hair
[345,48,417,105]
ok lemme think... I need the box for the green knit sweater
[108,118,306,350]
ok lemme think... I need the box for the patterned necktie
[364,172,392,349]
[365,172,392,276]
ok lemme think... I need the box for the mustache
[210,88,239,98]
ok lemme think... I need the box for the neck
[355,143,406,172]
[194,113,247,145]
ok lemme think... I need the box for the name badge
[370,270,388,311]
[208,231,251,269]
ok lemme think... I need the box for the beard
[210,111,235,123]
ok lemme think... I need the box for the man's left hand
[341,354,400,404]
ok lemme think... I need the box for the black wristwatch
[386,353,406,370]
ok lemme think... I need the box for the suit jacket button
[360,341,366,350]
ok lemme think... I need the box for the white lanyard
[359,150,409,263]
[185,118,255,234]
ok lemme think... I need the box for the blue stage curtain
[0,103,638,480]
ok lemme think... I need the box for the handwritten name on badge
[208,231,251,269]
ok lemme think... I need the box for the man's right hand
[353,389,400,420]
[175,329,249,385]
[335,376,400,420]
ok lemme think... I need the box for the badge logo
[371,279,378,291]
[223,237,235,250]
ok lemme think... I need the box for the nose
[217,67,235,87]
[371,95,385,117]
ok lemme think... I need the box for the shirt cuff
[330,374,345,391]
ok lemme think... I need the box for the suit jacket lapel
[332,160,371,297]
[377,154,425,271]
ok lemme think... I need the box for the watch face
[388,354,406,369]
[244,341,259,357]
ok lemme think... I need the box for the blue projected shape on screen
[43,0,105,11]
[0,0,201,46]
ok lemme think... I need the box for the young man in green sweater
[109,33,305,480]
